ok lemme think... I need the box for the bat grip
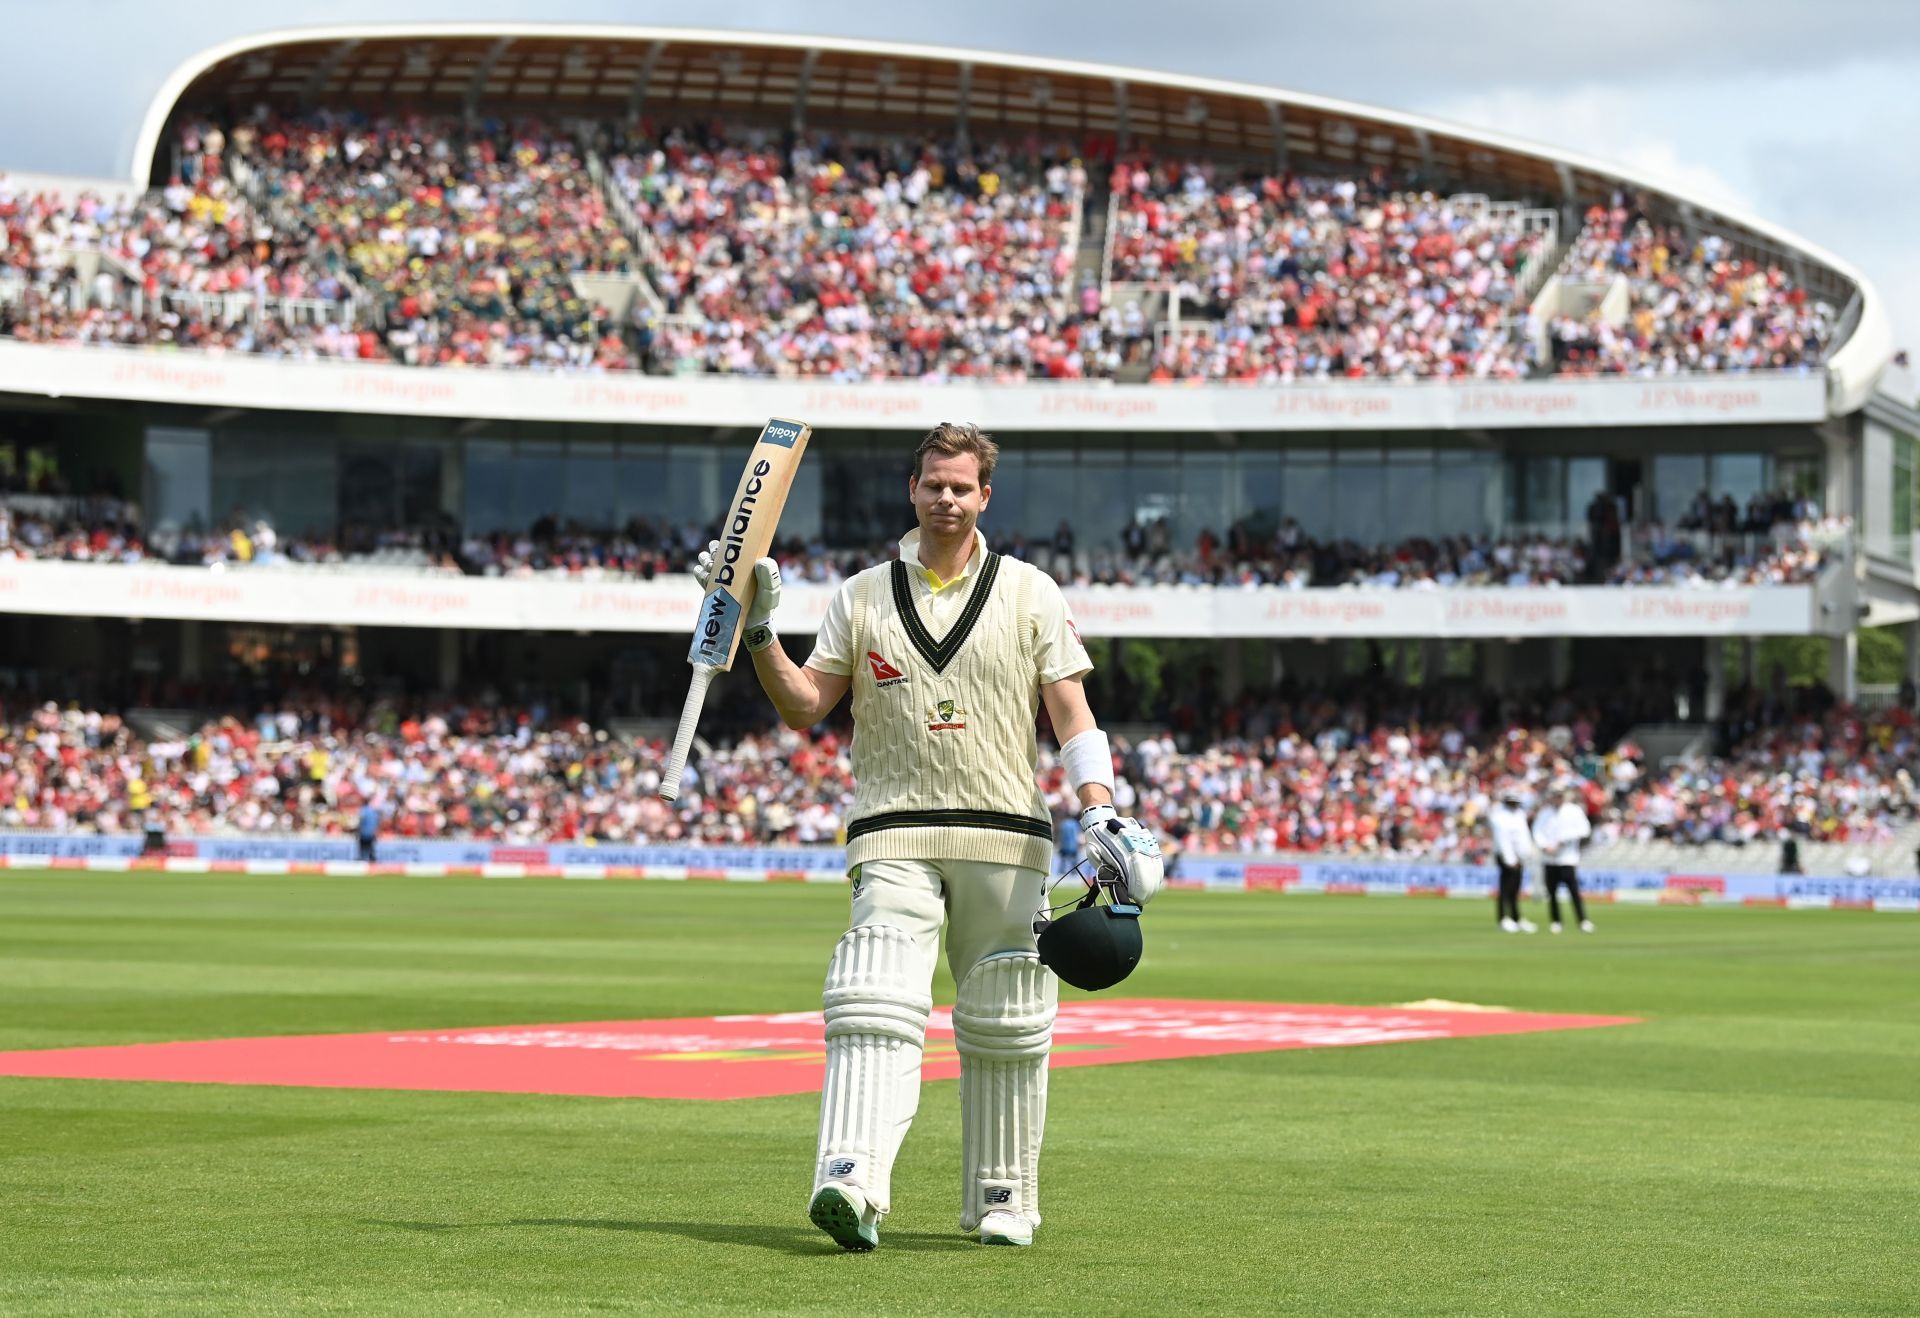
[658,664,718,802]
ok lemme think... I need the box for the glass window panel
[616,448,672,527]
[143,427,210,532]
[1179,452,1235,545]
[563,441,618,530]
[1431,453,1498,538]
[1130,456,1177,530]
[1073,451,1132,552]
[1521,456,1566,533]
[1709,453,1768,510]
[1384,456,1436,540]
[1651,454,1708,526]
[513,441,564,531]
[1025,455,1076,542]
[338,441,399,535]
[1566,458,1608,539]
[665,445,718,538]
[463,440,515,534]
[210,432,337,539]
[1237,452,1284,535]
[401,441,447,529]
[1336,460,1387,548]
[1283,453,1334,540]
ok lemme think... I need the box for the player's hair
[913,422,999,486]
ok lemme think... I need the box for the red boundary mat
[0,1001,1636,1100]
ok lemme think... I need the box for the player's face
[910,451,991,539]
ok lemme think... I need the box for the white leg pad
[953,951,1057,1231]
[814,923,932,1218]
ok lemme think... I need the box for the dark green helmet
[1035,863,1142,992]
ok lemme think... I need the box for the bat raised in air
[658,416,813,801]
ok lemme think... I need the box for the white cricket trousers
[849,857,1048,982]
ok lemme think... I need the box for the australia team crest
[925,699,968,732]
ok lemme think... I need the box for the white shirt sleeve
[803,577,859,677]
[1031,570,1093,685]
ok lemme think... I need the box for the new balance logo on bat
[714,459,774,588]
[866,652,908,688]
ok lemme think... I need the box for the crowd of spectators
[0,491,1834,590]
[1108,162,1548,381]
[602,122,1088,379]
[989,507,1836,589]
[1548,200,1830,375]
[236,114,638,371]
[0,133,368,357]
[2,675,1909,862]
[4,127,1842,383]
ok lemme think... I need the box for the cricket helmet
[1034,859,1143,992]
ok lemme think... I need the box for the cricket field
[1,872,1914,1315]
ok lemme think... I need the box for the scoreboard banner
[0,341,1831,431]
[0,559,1817,637]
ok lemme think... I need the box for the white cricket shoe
[1580,920,1596,933]
[979,1210,1034,1247]
[1500,917,1519,933]
[1550,922,1563,934]
[1518,919,1538,934]
[809,1182,879,1252]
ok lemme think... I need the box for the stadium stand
[0,492,1836,589]
[0,121,1836,383]
[4,678,1911,871]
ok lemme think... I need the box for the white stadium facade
[0,21,1915,735]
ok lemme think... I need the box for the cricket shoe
[1518,919,1539,933]
[979,1210,1035,1247]
[1550,922,1563,934]
[808,1183,879,1252]
[1580,920,1596,933]
[1499,917,1519,933]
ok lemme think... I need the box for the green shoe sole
[809,1185,878,1252]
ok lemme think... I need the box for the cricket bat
[658,417,813,801]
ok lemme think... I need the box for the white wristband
[744,622,776,653]
[1059,729,1115,795]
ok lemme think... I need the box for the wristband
[1059,729,1115,795]
[744,623,777,653]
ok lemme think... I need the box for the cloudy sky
[4,0,1916,361]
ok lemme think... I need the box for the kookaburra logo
[926,699,967,732]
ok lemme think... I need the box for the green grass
[1,873,1915,1316]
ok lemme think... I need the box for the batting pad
[814,923,933,1217]
[953,951,1057,1230]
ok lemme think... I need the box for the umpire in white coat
[1488,789,1537,933]
[1531,788,1595,933]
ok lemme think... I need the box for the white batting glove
[743,557,781,651]
[694,540,782,651]
[1080,803,1163,906]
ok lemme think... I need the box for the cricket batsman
[693,421,1162,1249]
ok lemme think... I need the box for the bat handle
[658,664,718,802]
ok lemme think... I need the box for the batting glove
[696,541,783,651]
[1080,803,1164,906]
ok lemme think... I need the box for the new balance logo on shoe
[866,652,908,688]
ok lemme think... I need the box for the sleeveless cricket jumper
[843,550,1053,874]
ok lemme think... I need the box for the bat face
[687,417,811,671]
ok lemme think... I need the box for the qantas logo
[866,652,909,688]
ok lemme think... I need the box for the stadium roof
[134,23,1894,411]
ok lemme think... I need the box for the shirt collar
[898,527,987,593]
